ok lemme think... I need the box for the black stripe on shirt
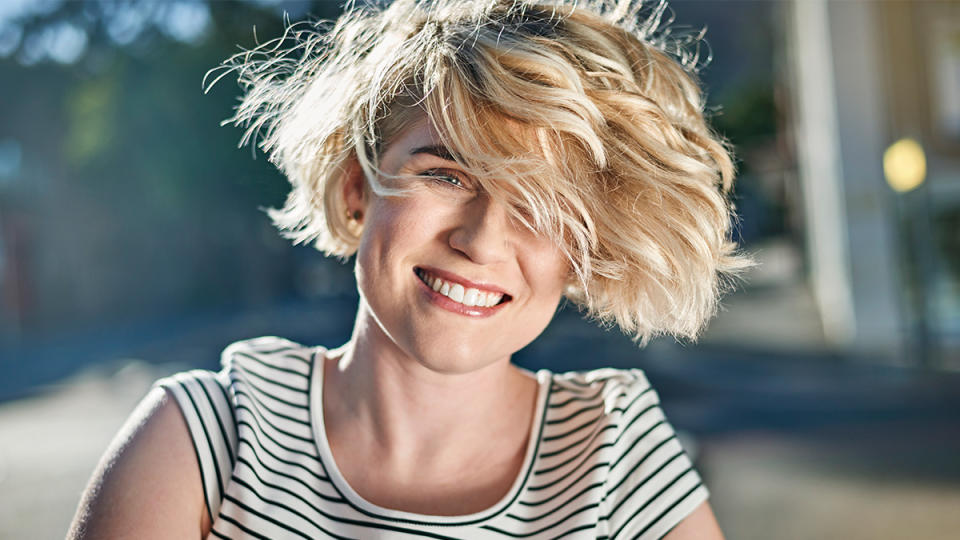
[609,471,700,540]
[196,375,237,467]
[177,379,224,520]
[635,481,704,539]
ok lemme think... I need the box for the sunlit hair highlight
[209,0,753,344]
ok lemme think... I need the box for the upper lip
[415,266,512,298]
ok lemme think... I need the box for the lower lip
[414,271,509,318]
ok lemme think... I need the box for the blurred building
[787,0,960,367]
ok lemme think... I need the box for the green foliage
[1,1,346,327]
[65,74,117,166]
[713,80,777,150]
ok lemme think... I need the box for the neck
[322,301,538,475]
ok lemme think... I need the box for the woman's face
[349,117,569,374]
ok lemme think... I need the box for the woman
[69,0,746,538]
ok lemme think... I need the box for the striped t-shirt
[156,336,709,539]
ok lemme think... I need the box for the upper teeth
[416,269,505,308]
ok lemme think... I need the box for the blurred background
[0,0,958,538]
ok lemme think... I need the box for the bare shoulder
[662,500,725,540]
[67,385,210,540]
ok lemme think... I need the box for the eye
[419,168,471,190]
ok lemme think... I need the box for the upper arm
[661,500,724,540]
[67,386,210,540]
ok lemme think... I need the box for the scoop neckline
[308,346,553,525]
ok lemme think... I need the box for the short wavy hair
[210,0,752,344]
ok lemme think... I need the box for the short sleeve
[599,369,709,539]
[153,368,238,523]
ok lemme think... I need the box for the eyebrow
[409,145,460,162]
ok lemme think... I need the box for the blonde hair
[209,0,752,344]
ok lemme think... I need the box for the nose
[448,195,513,265]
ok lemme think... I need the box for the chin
[408,337,511,375]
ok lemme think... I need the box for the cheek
[529,243,571,297]
[517,245,569,334]
[354,196,443,291]
[357,198,414,258]
[367,194,447,241]
[354,201,405,296]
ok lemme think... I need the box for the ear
[341,158,367,220]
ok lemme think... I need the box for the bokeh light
[884,138,927,193]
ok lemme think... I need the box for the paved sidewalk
[0,362,177,540]
[705,428,960,540]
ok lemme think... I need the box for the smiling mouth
[414,268,511,308]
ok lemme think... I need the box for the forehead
[379,116,447,167]
[379,109,531,170]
